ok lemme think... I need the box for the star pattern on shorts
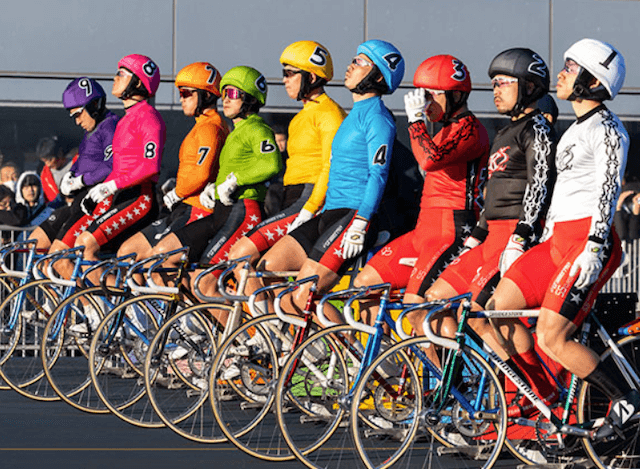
[570,292,582,304]
[265,230,275,241]
[249,214,259,223]
[275,226,285,237]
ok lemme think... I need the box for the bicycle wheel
[211,313,316,460]
[276,324,386,469]
[145,303,233,443]
[89,293,168,428]
[580,334,640,469]
[42,286,124,413]
[0,279,62,400]
[0,274,23,365]
[352,336,508,469]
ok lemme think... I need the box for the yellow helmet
[175,62,221,97]
[280,41,333,81]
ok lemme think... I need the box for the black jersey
[480,110,557,245]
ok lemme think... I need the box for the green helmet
[220,66,267,106]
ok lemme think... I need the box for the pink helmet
[117,54,161,97]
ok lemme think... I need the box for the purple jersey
[70,111,119,187]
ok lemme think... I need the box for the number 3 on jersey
[372,144,388,166]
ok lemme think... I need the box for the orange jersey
[175,109,229,211]
[283,93,346,213]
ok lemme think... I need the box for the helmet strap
[351,66,387,95]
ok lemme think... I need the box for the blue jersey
[323,96,395,220]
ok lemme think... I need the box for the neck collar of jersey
[576,103,607,124]
[444,110,473,126]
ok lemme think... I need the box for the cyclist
[342,54,489,324]
[227,40,346,295]
[150,65,281,290]
[61,54,165,285]
[29,77,119,252]
[486,38,638,435]
[413,48,558,417]
[256,39,404,322]
[117,61,228,261]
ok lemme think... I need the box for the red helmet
[413,55,471,92]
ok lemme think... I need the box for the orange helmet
[175,62,222,98]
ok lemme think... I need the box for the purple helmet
[62,77,106,109]
[118,54,161,97]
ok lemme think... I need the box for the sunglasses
[351,56,373,67]
[69,108,84,119]
[491,77,519,89]
[115,69,133,78]
[562,59,581,75]
[282,69,303,78]
[222,87,244,100]
[179,88,197,99]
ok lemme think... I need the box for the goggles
[491,77,519,89]
[115,68,133,78]
[351,56,373,67]
[562,59,581,75]
[222,87,244,100]
[69,108,84,119]
[424,89,445,99]
[282,69,303,78]
[178,88,197,99]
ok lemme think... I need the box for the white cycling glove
[217,172,238,206]
[404,89,427,124]
[458,235,482,258]
[341,217,368,260]
[287,208,314,234]
[570,240,604,290]
[60,172,84,196]
[163,188,182,211]
[499,234,526,277]
[87,180,117,204]
[199,183,216,210]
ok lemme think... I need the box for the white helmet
[563,38,625,100]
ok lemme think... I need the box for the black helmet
[488,48,550,116]
[537,94,558,124]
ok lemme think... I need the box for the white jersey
[543,105,629,242]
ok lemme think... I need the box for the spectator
[0,162,20,192]
[35,136,74,202]
[0,171,46,227]
[614,176,640,242]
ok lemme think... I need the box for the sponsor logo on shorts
[322,224,344,250]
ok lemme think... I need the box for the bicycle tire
[211,313,317,460]
[352,336,508,469]
[89,293,169,428]
[0,273,25,390]
[276,324,382,469]
[42,286,126,413]
[0,279,62,400]
[579,334,640,469]
[145,303,233,443]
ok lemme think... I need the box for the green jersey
[215,113,282,202]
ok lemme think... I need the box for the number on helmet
[78,78,93,97]
[143,60,158,77]
[255,75,267,93]
[527,54,547,78]
[451,59,467,82]
[309,46,328,66]
[383,53,402,71]
[205,64,217,84]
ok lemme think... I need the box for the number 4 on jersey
[373,144,388,166]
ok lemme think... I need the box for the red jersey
[408,111,489,220]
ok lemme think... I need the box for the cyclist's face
[112,68,133,98]
[556,61,579,101]
[282,67,303,100]
[425,90,447,122]
[492,74,519,114]
[179,87,198,116]
[222,86,244,120]
[345,54,373,91]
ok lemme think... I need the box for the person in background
[36,136,74,203]
[614,175,640,242]
[0,162,19,193]
[538,93,559,126]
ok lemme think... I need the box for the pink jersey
[106,100,166,190]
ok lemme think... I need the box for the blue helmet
[357,40,405,94]
[62,77,106,109]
